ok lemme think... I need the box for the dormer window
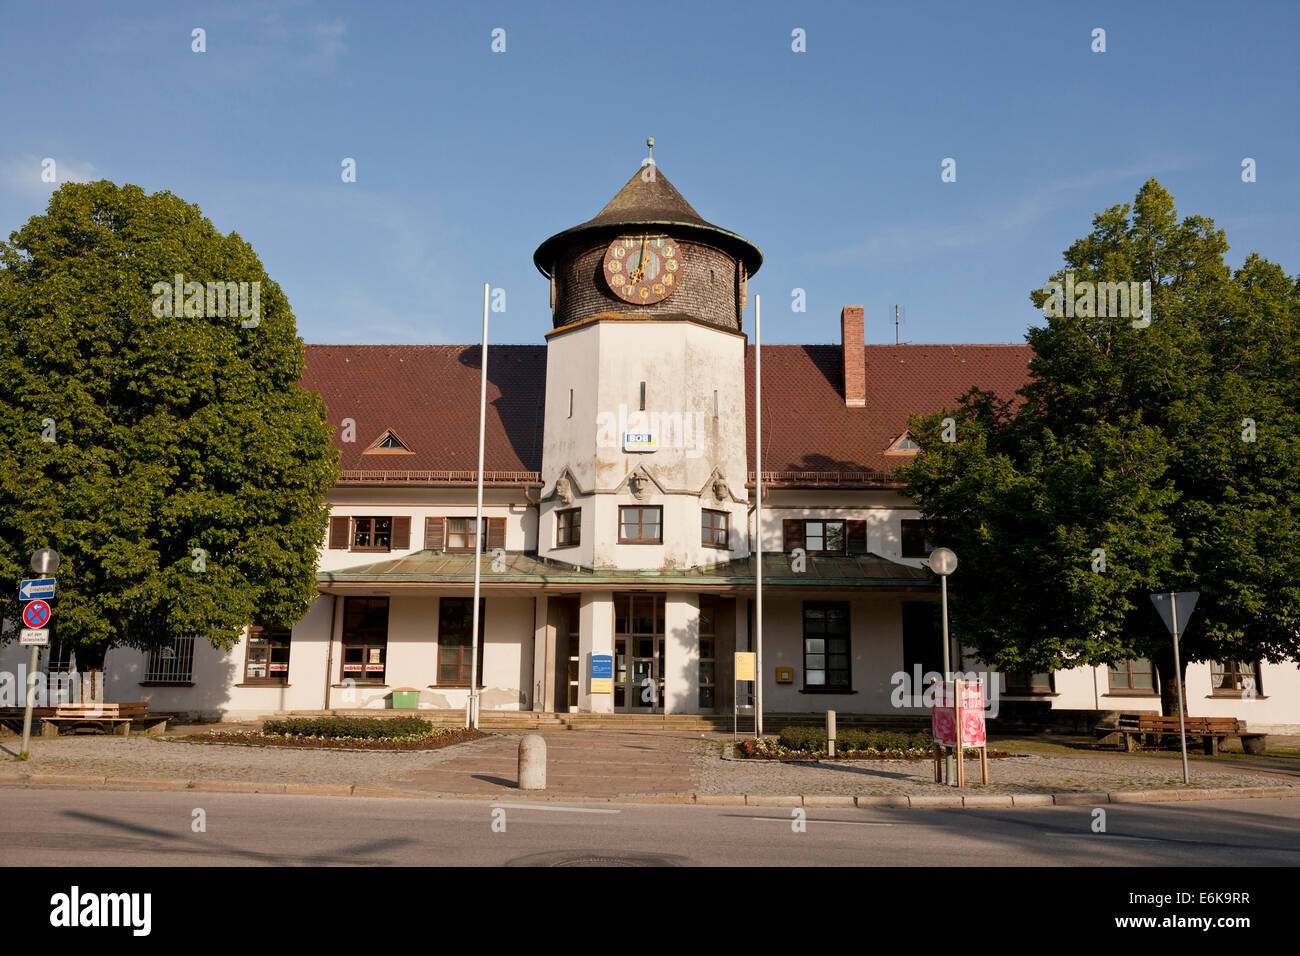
[364,429,414,454]
[886,432,921,454]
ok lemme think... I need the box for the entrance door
[615,593,665,713]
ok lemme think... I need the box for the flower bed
[176,716,485,751]
[733,727,1010,760]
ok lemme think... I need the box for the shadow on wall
[100,641,241,722]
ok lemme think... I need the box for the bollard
[518,734,547,790]
[826,709,836,757]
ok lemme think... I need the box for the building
[9,158,1298,731]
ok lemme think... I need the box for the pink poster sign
[931,680,987,748]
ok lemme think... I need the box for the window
[901,602,943,684]
[438,598,486,686]
[701,509,729,548]
[245,626,291,683]
[803,602,851,691]
[341,597,389,683]
[805,520,845,554]
[619,505,662,543]
[353,516,393,551]
[556,508,581,548]
[782,519,867,555]
[568,388,573,418]
[639,381,646,411]
[424,516,502,552]
[699,598,718,709]
[446,517,485,551]
[900,519,933,558]
[364,429,413,454]
[1108,658,1156,694]
[1006,671,1054,695]
[44,641,74,675]
[145,635,196,683]
[886,432,921,454]
[1211,661,1260,697]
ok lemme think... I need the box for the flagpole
[469,282,489,731]
[754,293,763,739]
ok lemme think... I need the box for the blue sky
[3,0,1297,346]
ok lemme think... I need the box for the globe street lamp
[30,548,60,575]
[927,547,958,785]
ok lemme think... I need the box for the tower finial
[646,136,655,165]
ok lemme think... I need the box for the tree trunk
[1153,645,1185,717]
[73,644,110,703]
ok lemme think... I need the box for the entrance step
[260,710,929,732]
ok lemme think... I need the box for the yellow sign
[589,678,613,694]
[775,667,794,684]
[734,652,756,682]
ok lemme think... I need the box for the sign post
[733,652,756,742]
[1150,591,1199,785]
[932,678,987,787]
[19,550,60,759]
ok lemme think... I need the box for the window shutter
[782,519,804,553]
[846,520,867,555]
[424,516,445,551]
[391,516,411,550]
[487,517,506,551]
[329,515,350,550]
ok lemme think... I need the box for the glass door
[616,593,665,712]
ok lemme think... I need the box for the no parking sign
[22,600,51,629]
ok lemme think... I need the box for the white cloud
[1,154,99,197]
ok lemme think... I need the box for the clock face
[603,235,682,304]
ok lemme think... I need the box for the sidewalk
[1,728,1297,806]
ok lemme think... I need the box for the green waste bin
[392,688,420,710]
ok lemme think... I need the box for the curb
[0,773,1295,808]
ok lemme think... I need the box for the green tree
[0,181,339,668]
[898,179,1300,716]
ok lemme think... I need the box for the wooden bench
[1097,713,1267,755]
[37,702,172,737]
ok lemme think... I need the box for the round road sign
[22,600,51,629]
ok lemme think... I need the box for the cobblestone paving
[693,740,1300,795]
[1,729,1295,797]
[0,732,504,787]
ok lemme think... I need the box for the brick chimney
[840,305,866,407]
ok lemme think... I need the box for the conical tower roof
[533,164,762,277]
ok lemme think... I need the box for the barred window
[145,635,196,683]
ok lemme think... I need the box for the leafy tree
[0,181,339,668]
[898,179,1300,716]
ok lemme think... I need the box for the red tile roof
[301,341,1032,482]
[745,344,1032,478]
[302,345,547,474]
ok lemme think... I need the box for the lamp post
[20,548,60,759]
[927,547,957,785]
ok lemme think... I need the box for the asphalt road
[2,788,1299,866]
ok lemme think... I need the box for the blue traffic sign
[19,578,56,601]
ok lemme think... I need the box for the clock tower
[533,146,763,572]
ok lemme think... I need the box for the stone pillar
[532,595,555,712]
[664,593,701,715]
[577,592,614,714]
